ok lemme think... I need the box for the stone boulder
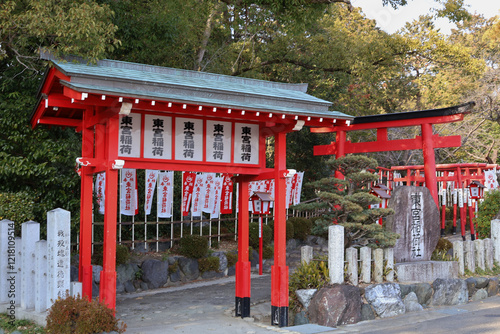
[212,251,228,272]
[117,263,139,285]
[296,289,317,309]
[386,186,440,262]
[471,289,488,301]
[308,285,362,327]
[365,283,405,318]
[93,265,103,284]
[487,277,499,297]
[404,292,424,313]
[399,283,433,306]
[431,278,468,306]
[178,257,199,280]
[141,259,168,289]
[360,304,376,321]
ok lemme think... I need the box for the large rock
[212,252,228,272]
[308,285,362,327]
[141,259,168,289]
[93,265,103,283]
[471,289,488,301]
[399,283,433,306]
[404,292,424,313]
[487,277,499,297]
[296,289,317,309]
[178,257,200,280]
[117,263,139,284]
[431,278,468,306]
[386,186,440,263]
[365,283,405,318]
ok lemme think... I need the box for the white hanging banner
[144,170,158,215]
[220,174,234,214]
[192,173,206,217]
[210,176,224,219]
[118,113,141,158]
[95,173,106,214]
[286,176,293,209]
[121,169,138,216]
[202,173,216,213]
[157,171,174,218]
[485,169,499,190]
[293,172,304,205]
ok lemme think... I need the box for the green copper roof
[41,52,352,120]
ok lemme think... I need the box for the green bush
[178,235,209,259]
[286,220,294,240]
[0,191,35,235]
[476,190,500,238]
[249,221,273,249]
[198,256,220,273]
[263,245,274,259]
[226,251,238,267]
[288,217,313,240]
[289,259,329,311]
[45,294,126,333]
[91,244,130,266]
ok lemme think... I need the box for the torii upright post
[421,123,439,207]
[235,179,251,318]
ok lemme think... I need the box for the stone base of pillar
[271,305,288,327]
[235,297,250,318]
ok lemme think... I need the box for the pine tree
[293,155,399,248]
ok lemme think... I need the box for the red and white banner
[220,174,233,214]
[192,173,206,216]
[157,171,174,218]
[202,173,216,214]
[144,170,158,215]
[293,172,304,205]
[182,172,196,216]
[95,173,105,214]
[485,169,499,190]
[286,176,293,209]
[210,176,223,218]
[121,169,138,216]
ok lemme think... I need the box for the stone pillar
[346,247,358,286]
[21,221,40,310]
[47,208,71,307]
[474,239,485,271]
[384,248,394,282]
[0,220,13,303]
[328,225,344,284]
[35,240,47,313]
[71,282,83,298]
[491,219,500,263]
[484,238,494,270]
[301,246,313,265]
[360,246,371,283]
[373,248,384,283]
[453,241,464,276]
[14,237,21,305]
[464,240,475,273]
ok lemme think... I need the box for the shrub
[286,220,294,241]
[92,244,130,266]
[263,245,274,259]
[178,235,209,259]
[249,221,273,249]
[46,294,126,334]
[0,191,35,235]
[198,256,220,273]
[289,259,329,312]
[226,251,238,267]
[476,190,500,238]
[431,237,453,261]
[288,217,313,241]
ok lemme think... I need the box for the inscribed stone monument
[386,186,440,263]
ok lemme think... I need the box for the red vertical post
[271,131,289,327]
[457,168,467,240]
[259,215,263,276]
[100,116,119,309]
[79,108,94,300]
[235,179,251,318]
[334,129,346,180]
[421,123,439,207]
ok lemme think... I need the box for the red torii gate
[312,103,475,207]
[30,52,352,327]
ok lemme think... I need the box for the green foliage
[45,294,126,334]
[178,235,209,259]
[226,251,238,267]
[0,313,46,333]
[249,221,273,249]
[168,261,179,274]
[91,244,130,266]
[431,237,454,261]
[289,259,329,311]
[198,256,220,273]
[288,217,313,241]
[263,245,274,259]
[0,192,35,235]
[476,190,500,238]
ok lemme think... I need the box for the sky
[353,0,500,34]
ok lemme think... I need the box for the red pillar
[79,109,94,300]
[271,131,289,327]
[335,130,346,180]
[100,116,119,309]
[421,123,439,207]
[235,179,251,318]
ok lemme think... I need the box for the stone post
[47,208,71,306]
[0,220,13,303]
[464,240,475,273]
[346,247,358,286]
[474,239,485,271]
[301,246,313,265]
[360,246,371,283]
[21,221,40,310]
[373,248,384,283]
[35,240,47,313]
[15,237,21,305]
[328,225,344,284]
[453,241,464,276]
[384,248,394,282]
[484,238,494,270]
[491,219,500,263]
[71,282,83,298]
